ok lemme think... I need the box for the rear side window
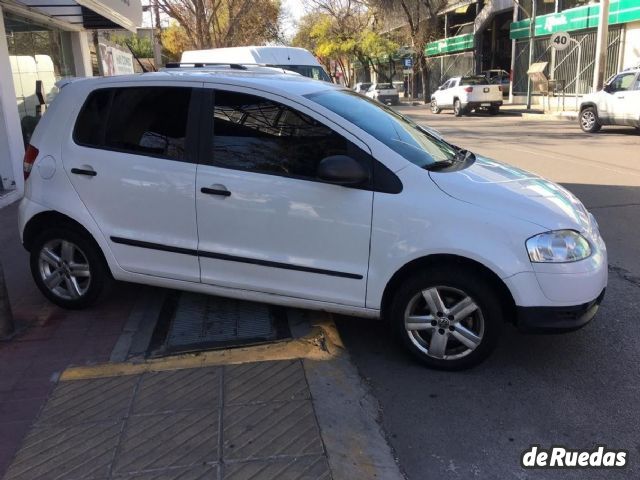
[460,76,489,85]
[74,87,192,161]
[209,90,370,182]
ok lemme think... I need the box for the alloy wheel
[38,239,91,300]
[581,110,596,130]
[403,286,484,360]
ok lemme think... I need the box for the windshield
[273,64,332,82]
[306,89,459,168]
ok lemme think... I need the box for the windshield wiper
[425,149,474,171]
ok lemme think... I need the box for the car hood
[429,155,592,231]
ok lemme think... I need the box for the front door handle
[201,186,231,197]
[71,168,97,177]
[617,96,625,99]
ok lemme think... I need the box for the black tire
[579,106,602,133]
[390,266,503,370]
[453,99,464,117]
[431,99,441,114]
[30,227,113,309]
[488,106,500,115]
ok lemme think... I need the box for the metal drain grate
[148,292,290,356]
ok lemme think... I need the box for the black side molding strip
[110,236,363,280]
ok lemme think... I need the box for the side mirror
[317,155,369,186]
[603,84,612,93]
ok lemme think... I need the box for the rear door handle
[71,168,97,177]
[201,186,231,197]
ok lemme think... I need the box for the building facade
[0,0,141,207]
[367,0,640,102]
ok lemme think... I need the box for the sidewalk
[0,202,142,476]
[396,101,578,121]
[0,202,404,480]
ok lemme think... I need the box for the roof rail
[164,62,248,70]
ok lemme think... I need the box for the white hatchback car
[19,66,607,369]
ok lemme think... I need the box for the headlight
[526,230,592,263]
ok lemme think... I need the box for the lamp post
[526,0,537,109]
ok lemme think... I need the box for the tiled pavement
[3,360,331,480]
[0,202,141,476]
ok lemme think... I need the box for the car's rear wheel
[453,99,464,117]
[580,107,601,133]
[30,227,112,309]
[390,266,503,370]
[431,99,441,114]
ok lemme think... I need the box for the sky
[281,0,308,38]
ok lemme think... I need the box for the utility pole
[153,0,163,69]
[0,260,14,339]
[526,0,537,109]
[592,0,610,92]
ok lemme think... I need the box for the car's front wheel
[30,227,112,309]
[580,107,601,133]
[390,266,503,370]
[431,99,441,114]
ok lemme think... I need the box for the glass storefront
[4,13,75,144]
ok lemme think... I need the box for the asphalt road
[337,108,640,480]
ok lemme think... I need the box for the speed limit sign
[550,32,571,51]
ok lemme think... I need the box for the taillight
[23,144,39,180]
[464,86,473,92]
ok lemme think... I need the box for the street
[338,109,640,479]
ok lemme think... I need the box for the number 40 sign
[550,32,571,51]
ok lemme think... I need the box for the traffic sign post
[550,32,581,110]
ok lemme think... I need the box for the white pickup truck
[431,76,503,116]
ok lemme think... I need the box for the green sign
[510,0,640,39]
[426,33,475,56]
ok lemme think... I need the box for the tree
[161,23,191,61]
[111,34,154,58]
[156,0,283,51]
[293,2,398,86]
[371,0,445,102]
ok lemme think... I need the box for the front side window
[74,87,192,161]
[608,73,636,92]
[210,90,368,181]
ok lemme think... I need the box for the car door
[442,79,456,106]
[63,83,201,282]
[621,73,640,126]
[195,87,374,307]
[601,72,637,124]
[433,80,450,106]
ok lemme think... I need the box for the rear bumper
[467,100,503,109]
[516,288,605,332]
[378,95,399,104]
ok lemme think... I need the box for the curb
[521,112,578,121]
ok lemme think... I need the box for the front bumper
[516,288,605,332]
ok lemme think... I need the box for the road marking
[61,316,343,381]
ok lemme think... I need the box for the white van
[180,46,332,82]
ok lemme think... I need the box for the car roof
[60,68,341,98]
